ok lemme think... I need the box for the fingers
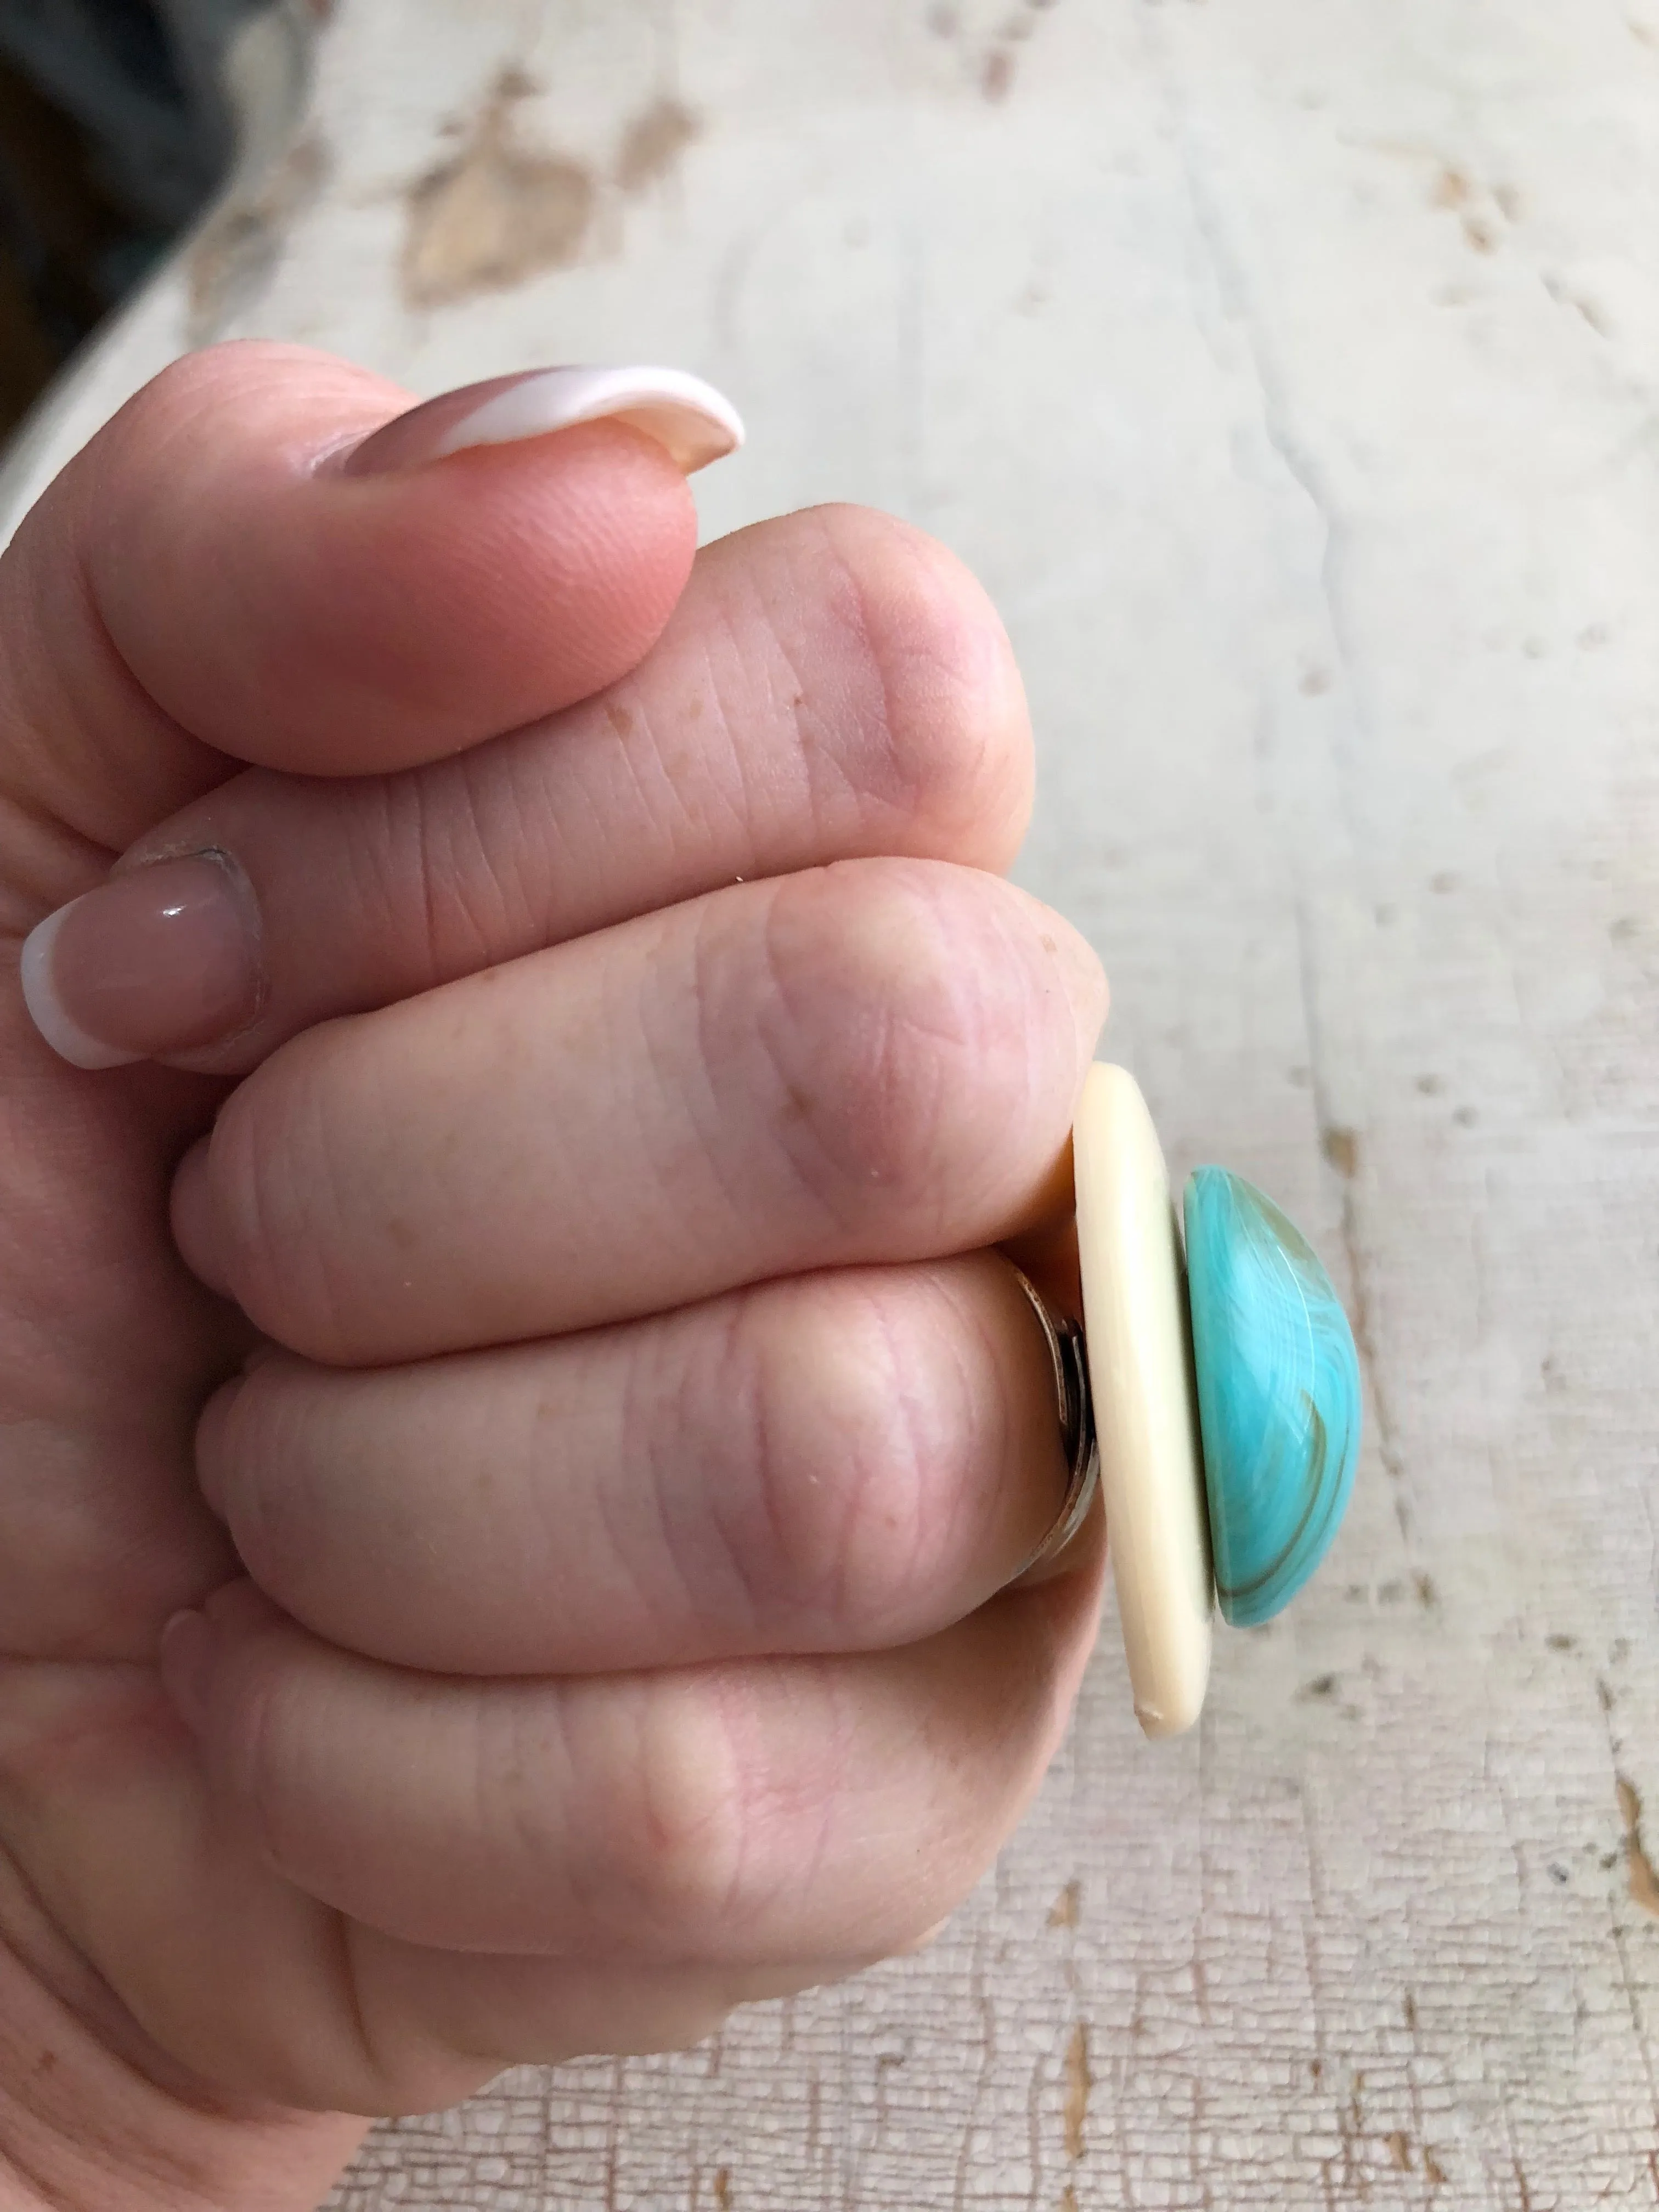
[339,1937,876,2111]
[171,861,1107,1364]
[196,1255,1074,1674]
[21,506,1032,1073]
[0,343,703,884]
[161,1567,1103,1963]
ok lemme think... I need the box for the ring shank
[1009,1268,1100,1575]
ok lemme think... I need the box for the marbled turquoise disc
[1183,1167,1361,1627]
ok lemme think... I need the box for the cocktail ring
[1070,1063,1363,1741]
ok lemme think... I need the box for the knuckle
[217,1629,312,1877]
[200,1084,281,1319]
[207,1370,317,1605]
[206,1045,371,1358]
[717,1280,964,1640]
[389,751,543,981]
[751,861,1053,1222]
[340,775,454,981]
[794,509,1032,863]
[571,1674,797,1952]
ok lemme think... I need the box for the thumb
[0,341,736,885]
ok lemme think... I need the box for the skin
[0,342,1109,2210]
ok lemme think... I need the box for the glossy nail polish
[343,364,744,478]
[20,854,263,1069]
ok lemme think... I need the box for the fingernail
[159,1607,215,1735]
[20,854,263,1069]
[343,364,744,479]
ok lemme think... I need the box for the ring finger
[198,1254,1082,1675]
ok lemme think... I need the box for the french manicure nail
[20,854,263,1070]
[158,1607,215,1735]
[343,364,744,479]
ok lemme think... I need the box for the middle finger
[173,858,1105,1366]
[195,1255,1077,1675]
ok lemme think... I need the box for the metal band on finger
[1009,1267,1101,1574]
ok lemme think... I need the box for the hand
[0,343,1107,2210]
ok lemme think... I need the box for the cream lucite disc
[1073,1062,1214,1737]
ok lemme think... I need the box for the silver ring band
[1009,1266,1101,1573]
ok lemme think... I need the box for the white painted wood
[7,0,1659,2202]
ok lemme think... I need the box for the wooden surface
[6,1,1659,2203]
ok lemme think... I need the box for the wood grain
[5,0,1657,2202]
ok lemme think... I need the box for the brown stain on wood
[1321,1125,1360,1177]
[616,97,700,194]
[983,47,1015,100]
[403,78,700,307]
[1062,2022,1091,2160]
[403,71,596,307]
[1616,1776,1659,1915]
[189,133,330,338]
[1048,1879,1081,1927]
